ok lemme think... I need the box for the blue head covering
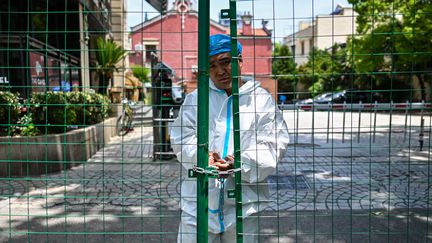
[209,34,242,57]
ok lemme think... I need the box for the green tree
[272,43,296,101]
[297,45,352,96]
[348,0,432,101]
[95,37,128,95]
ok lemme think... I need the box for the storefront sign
[31,77,45,86]
[30,52,46,92]
[0,76,9,84]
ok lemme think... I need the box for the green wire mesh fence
[0,0,431,242]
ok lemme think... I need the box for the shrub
[0,91,21,136]
[16,114,39,136]
[67,91,111,125]
[30,92,75,133]
[30,91,111,134]
[131,65,150,83]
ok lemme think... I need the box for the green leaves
[299,45,351,96]
[30,92,111,134]
[0,91,21,136]
[96,37,128,75]
[131,65,150,83]
[95,37,128,94]
[17,114,39,137]
[272,43,296,95]
[349,0,432,100]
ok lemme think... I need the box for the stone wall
[0,118,117,177]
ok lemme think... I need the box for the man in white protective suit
[170,34,289,242]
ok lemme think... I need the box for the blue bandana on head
[209,34,242,57]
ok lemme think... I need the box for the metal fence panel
[0,0,431,242]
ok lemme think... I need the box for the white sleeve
[241,94,289,183]
[169,94,197,171]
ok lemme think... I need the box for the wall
[284,26,314,66]
[316,9,357,50]
[130,13,276,97]
[0,118,117,177]
[111,0,132,97]
[284,8,357,66]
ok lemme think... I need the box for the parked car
[314,90,382,104]
[295,90,384,111]
[296,92,334,105]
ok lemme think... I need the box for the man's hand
[212,155,234,171]
[224,155,234,163]
[208,152,234,171]
[209,151,225,167]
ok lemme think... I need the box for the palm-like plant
[131,65,151,103]
[95,37,128,95]
[131,65,150,83]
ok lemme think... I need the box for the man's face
[209,52,242,91]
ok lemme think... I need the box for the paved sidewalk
[0,111,431,242]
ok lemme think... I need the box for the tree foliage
[348,0,432,101]
[30,92,111,134]
[298,45,353,96]
[0,91,21,136]
[95,37,128,94]
[272,43,296,99]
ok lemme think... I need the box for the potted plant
[95,37,128,96]
[131,65,150,103]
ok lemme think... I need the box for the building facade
[130,0,276,95]
[0,0,113,98]
[284,4,357,65]
[110,0,140,101]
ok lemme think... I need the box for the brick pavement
[0,111,431,242]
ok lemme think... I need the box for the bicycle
[116,98,141,136]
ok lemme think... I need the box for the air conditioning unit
[134,44,143,51]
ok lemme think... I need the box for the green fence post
[197,0,210,242]
[228,1,244,242]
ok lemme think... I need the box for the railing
[280,101,431,111]
[281,101,431,150]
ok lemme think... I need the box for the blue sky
[127,0,351,42]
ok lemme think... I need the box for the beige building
[284,4,357,65]
[110,0,141,102]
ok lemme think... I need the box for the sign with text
[30,52,45,92]
[0,76,9,84]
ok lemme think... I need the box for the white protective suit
[170,79,289,241]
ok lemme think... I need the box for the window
[30,52,46,93]
[301,41,305,55]
[71,67,80,91]
[60,62,71,92]
[145,45,157,62]
[47,58,60,91]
